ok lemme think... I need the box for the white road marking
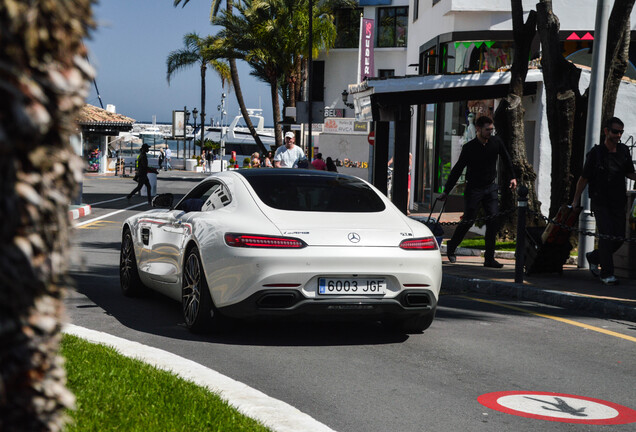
[89,196,128,206]
[63,324,337,432]
[74,203,147,227]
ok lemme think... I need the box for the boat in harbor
[201,109,276,157]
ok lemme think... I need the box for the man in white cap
[274,131,305,168]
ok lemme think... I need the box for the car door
[141,180,230,283]
[137,209,188,283]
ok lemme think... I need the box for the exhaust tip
[257,293,298,309]
[404,293,431,307]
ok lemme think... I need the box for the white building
[316,0,636,215]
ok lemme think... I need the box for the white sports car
[120,169,442,333]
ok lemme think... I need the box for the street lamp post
[192,107,198,160]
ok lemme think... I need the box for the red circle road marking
[478,391,636,424]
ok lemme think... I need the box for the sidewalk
[410,211,636,322]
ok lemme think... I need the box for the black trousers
[448,184,499,261]
[129,174,152,202]
[589,201,626,278]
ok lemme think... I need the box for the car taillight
[224,233,306,248]
[399,237,438,250]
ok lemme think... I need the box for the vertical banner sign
[357,17,375,82]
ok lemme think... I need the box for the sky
[85,0,273,125]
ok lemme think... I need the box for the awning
[349,69,543,121]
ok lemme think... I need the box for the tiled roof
[78,104,135,125]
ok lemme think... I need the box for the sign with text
[324,108,344,118]
[358,18,375,82]
[323,118,369,134]
[172,110,185,137]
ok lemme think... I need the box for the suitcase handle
[427,198,446,221]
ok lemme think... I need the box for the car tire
[120,229,146,297]
[182,246,226,333]
[384,309,436,334]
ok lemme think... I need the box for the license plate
[317,278,386,295]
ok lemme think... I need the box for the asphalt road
[66,174,636,432]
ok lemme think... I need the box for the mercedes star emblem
[348,232,360,243]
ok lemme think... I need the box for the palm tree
[174,0,268,154]
[209,0,341,148]
[0,0,93,429]
[167,32,231,155]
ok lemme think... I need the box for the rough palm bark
[494,1,542,240]
[0,0,93,430]
[601,1,634,129]
[536,0,584,218]
[225,0,268,153]
[536,0,636,217]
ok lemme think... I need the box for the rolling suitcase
[411,198,446,247]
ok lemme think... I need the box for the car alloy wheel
[182,246,219,332]
[120,229,145,297]
[182,251,203,327]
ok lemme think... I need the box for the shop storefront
[77,104,134,173]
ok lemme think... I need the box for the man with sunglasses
[439,116,517,268]
[572,117,636,285]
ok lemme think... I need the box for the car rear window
[245,174,386,212]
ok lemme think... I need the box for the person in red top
[311,153,327,170]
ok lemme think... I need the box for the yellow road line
[460,295,636,343]
[76,220,118,229]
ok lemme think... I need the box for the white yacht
[201,109,276,157]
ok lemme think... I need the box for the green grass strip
[456,237,516,251]
[61,334,271,432]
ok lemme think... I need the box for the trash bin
[140,172,157,197]
[615,190,636,279]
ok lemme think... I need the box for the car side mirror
[152,193,173,208]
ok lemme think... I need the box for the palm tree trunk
[229,59,269,154]
[200,63,206,156]
[0,0,93,430]
[225,0,268,155]
[270,78,283,148]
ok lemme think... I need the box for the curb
[441,273,636,323]
[69,204,91,221]
[439,244,578,265]
[63,324,336,432]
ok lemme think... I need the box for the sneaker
[484,259,504,269]
[585,252,600,278]
[600,275,618,285]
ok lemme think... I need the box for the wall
[315,134,370,165]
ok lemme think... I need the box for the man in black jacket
[572,117,636,285]
[439,116,517,268]
[127,143,152,204]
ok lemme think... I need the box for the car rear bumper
[218,288,437,321]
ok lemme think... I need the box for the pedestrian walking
[205,149,213,173]
[571,116,636,285]
[127,143,153,204]
[274,132,305,168]
[164,147,172,170]
[439,116,517,268]
[263,151,274,168]
[326,157,338,172]
[158,148,165,170]
[311,153,327,170]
